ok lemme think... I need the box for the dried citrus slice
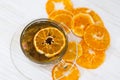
[73,8,104,26]
[33,27,66,58]
[46,0,73,14]
[72,13,94,37]
[52,14,73,33]
[52,61,80,80]
[84,24,110,51]
[63,0,73,11]
[62,42,82,62]
[76,40,105,69]
[46,0,54,15]
[49,10,73,18]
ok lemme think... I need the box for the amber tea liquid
[20,19,68,64]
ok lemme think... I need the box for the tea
[20,19,68,64]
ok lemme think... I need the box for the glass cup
[10,18,80,80]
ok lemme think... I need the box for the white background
[0,0,120,80]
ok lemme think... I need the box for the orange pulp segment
[33,27,66,58]
[52,61,80,80]
[84,24,110,51]
[76,40,105,69]
[62,41,82,62]
[72,13,94,37]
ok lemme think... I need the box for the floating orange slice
[76,40,105,69]
[46,0,73,14]
[49,10,73,18]
[84,24,110,51]
[33,27,66,58]
[52,14,73,33]
[52,61,80,80]
[72,13,94,37]
[62,41,82,62]
[73,7,104,26]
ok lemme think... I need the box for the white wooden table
[0,0,120,80]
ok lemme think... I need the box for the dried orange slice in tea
[52,14,73,33]
[62,41,82,62]
[52,61,80,80]
[84,24,110,51]
[76,40,105,69]
[33,27,66,58]
[46,0,73,14]
[73,7,104,26]
[72,13,94,37]
[49,10,73,18]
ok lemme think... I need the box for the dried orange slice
[62,42,82,62]
[73,7,104,26]
[49,10,73,18]
[76,40,105,69]
[63,0,73,11]
[84,24,110,51]
[52,61,80,80]
[72,13,94,37]
[46,0,54,15]
[46,0,73,14]
[52,14,73,33]
[33,27,66,58]
[73,8,104,26]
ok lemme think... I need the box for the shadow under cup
[20,18,68,64]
